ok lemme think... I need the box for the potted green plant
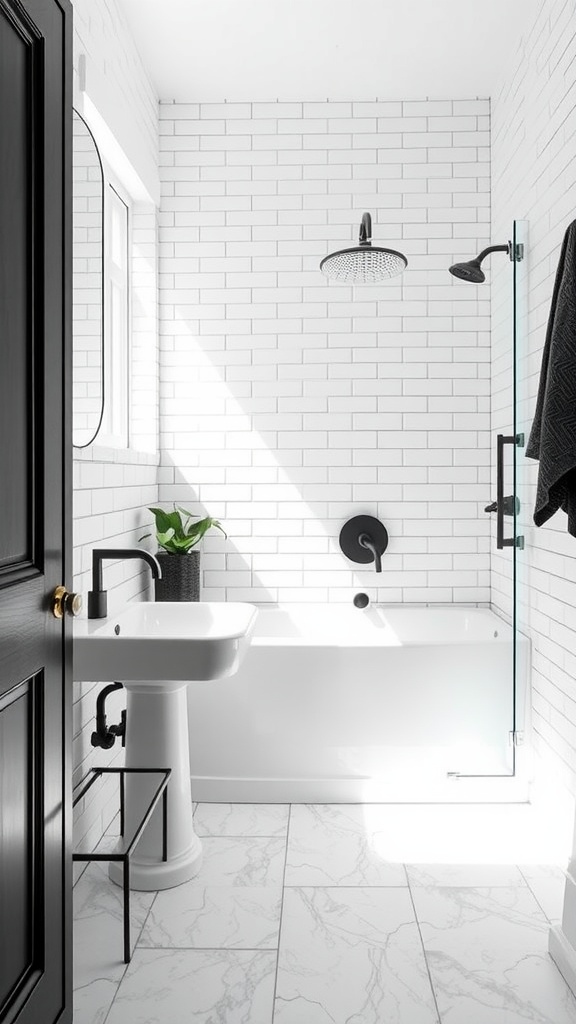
[139,507,226,602]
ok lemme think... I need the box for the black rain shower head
[320,212,408,283]
[449,243,510,284]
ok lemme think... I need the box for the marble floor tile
[139,883,282,949]
[73,861,155,1024]
[105,948,276,1024]
[412,885,576,1024]
[194,802,290,837]
[285,804,407,886]
[407,863,526,888]
[137,835,286,950]
[194,836,286,887]
[274,886,438,1024]
[74,801,576,1024]
[520,864,567,924]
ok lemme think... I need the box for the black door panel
[0,1,72,1022]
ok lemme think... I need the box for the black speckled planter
[154,550,200,602]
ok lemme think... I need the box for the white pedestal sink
[74,602,257,890]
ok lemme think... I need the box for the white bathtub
[187,605,530,803]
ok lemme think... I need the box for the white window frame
[98,179,131,448]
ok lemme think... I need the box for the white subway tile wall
[158,99,492,605]
[492,0,576,798]
[71,0,159,868]
[72,0,157,171]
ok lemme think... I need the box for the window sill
[73,443,160,467]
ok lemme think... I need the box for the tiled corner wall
[71,0,159,865]
[157,99,492,605]
[72,0,158,173]
[492,0,576,798]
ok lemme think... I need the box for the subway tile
[152,96,494,618]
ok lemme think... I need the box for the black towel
[526,220,576,536]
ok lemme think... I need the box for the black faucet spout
[88,548,162,619]
[358,533,382,573]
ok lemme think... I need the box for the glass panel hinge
[509,242,525,262]
[509,731,524,747]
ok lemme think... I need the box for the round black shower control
[339,515,389,572]
[353,593,370,609]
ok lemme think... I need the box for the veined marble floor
[73,801,576,1024]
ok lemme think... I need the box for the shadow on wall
[158,303,491,606]
[157,457,393,605]
[140,479,277,602]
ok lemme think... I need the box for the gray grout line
[518,865,545,917]
[517,864,562,924]
[194,833,289,839]
[282,881,410,887]
[135,946,279,952]
[405,865,443,1024]
[271,803,292,1024]
[101,888,159,1024]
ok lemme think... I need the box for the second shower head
[449,243,510,283]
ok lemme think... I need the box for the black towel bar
[496,433,524,550]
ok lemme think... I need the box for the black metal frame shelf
[72,766,171,963]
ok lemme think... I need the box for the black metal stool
[73,766,171,963]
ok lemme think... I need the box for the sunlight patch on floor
[363,801,573,866]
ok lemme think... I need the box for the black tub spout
[358,533,382,573]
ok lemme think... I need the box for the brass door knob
[52,585,83,618]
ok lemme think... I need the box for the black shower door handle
[496,434,523,549]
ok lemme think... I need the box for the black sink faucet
[88,548,162,619]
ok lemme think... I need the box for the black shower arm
[359,212,372,246]
[476,243,510,265]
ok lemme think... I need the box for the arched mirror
[72,109,104,447]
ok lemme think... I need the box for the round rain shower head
[449,260,485,283]
[320,212,407,283]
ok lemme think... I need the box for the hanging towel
[526,220,576,536]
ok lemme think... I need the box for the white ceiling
[116,0,538,103]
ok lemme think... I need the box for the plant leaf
[145,506,226,550]
[156,528,176,552]
[164,510,185,539]
[184,516,212,541]
[212,519,228,540]
[147,507,173,535]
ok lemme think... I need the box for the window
[100,182,130,447]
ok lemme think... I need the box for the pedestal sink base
[108,680,202,892]
[109,834,203,891]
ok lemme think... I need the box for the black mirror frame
[72,107,105,448]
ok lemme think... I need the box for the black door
[0,1,72,1022]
